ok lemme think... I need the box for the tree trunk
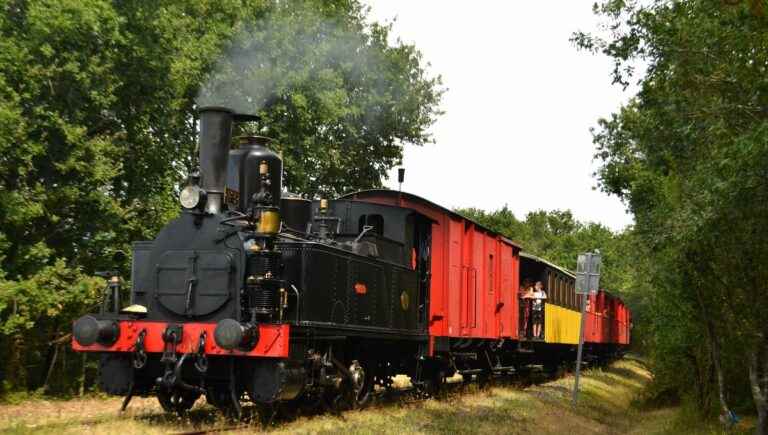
[692,281,731,419]
[748,339,768,435]
[6,334,27,391]
[79,353,87,396]
[42,344,59,393]
[707,319,731,418]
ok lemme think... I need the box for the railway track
[169,368,560,435]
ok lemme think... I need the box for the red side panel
[602,292,609,343]
[72,321,290,358]
[615,300,619,343]
[444,216,463,337]
[428,217,448,336]
[620,301,628,345]
[584,291,632,346]
[483,234,495,338]
[458,223,500,339]
[586,293,601,344]
[499,243,518,338]
[460,223,476,335]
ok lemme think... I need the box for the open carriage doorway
[519,255,546,340]
[410,214,432,330]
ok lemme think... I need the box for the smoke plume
[197,3,381,118]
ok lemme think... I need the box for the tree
[574,0,768,431]
[199,0,443,197]
[458,207,632,293]
[0,0,442,394]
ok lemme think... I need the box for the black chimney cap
[234,113,261,122]
[198,106,234,114]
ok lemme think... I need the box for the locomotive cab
[307,198,433,329]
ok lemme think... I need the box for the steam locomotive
[71,107,631,416]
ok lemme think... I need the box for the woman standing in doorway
[531,281,548,339]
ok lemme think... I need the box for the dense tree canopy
[574,0,768,432]
[0,0,442,394]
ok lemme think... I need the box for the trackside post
[572,251,601,406]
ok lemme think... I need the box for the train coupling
[155,325,207,394]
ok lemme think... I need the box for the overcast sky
[363,1,636,231]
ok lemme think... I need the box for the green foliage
[199,0,444,196]
[574,0,768,427]
[458,206,633,293]
[0,0,442,394]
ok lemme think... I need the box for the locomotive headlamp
[180,185,205,210]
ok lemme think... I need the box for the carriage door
[415,216,432,330]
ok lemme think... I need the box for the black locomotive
[72,107,432,416]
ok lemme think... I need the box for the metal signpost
[572,251,601,407]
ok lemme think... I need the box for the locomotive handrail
[290,284,301,323]
[354,225,374,243]
[218,211,251,227]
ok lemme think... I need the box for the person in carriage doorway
[531,281,547,339]
[519,279,534,338]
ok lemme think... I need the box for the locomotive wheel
[415,369,443,398]
[205,385,239,418]
[157,389,200,414]
[425,370,445,397]
[350,360,375,408]
[477,371,492,389]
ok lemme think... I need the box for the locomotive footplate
[72,319,290,358]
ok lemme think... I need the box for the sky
[363,1,636,231]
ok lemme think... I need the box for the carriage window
[358,214,384,236]
[560,277,565,307]
[563,278,568,299]
[553,276,559,304]
[488,254,494,293]
[560,279,565,305]
[561,278,566,306]
[568,282,581,307]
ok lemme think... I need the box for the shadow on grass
[5,360,646,434]
[603,365,648,384]
[416,397,532,434]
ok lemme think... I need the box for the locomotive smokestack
[198,107,234,214]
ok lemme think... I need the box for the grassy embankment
[0,358,754,434]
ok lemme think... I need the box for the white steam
[197,4,382,117]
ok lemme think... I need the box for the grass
[0,358,756,434]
